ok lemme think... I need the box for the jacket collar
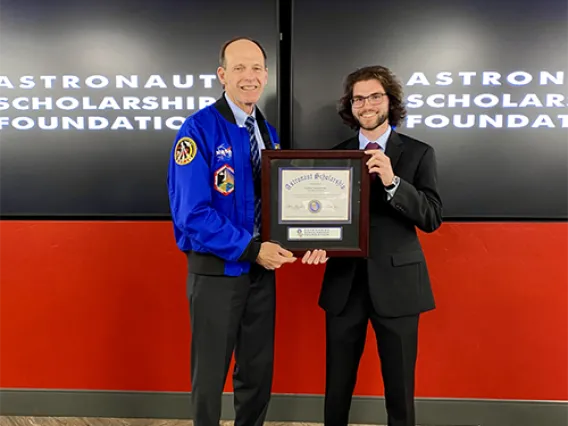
[213,93,273,149]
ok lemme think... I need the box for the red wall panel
[1,221,566,401]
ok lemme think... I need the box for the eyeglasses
[351,92,387,108]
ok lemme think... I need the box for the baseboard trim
[0,389,566,426]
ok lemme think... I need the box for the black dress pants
[187,264,275,426]
[324,260,420,426]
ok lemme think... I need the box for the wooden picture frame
[261,150,370,257]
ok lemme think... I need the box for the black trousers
[187,264,275,426]
[324,261,420,426]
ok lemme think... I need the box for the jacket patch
[215,144,232,160]
[214,164,235,195]
[174,137,197,166]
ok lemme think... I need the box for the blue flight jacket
[167,95,280,276]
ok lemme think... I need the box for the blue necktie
[245,116,262,234]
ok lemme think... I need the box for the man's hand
[256,241,297,270]
[302,249,328,265]
[364,149,394,186]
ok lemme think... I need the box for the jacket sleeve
[167,120,259,262]
[388,145,443,233]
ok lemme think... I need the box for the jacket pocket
[391,250,425,266]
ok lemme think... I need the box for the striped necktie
[245,116,262,233]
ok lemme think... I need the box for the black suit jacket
[318,130,443,318]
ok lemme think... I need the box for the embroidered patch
[214,165,235,195]
[215,144,233,160]
[174,137,197,166]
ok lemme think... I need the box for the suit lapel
[344,136,359,150]
[385,130,404,170]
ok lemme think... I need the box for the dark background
[291,0,568,219]
[0,0,566,219]
[0,0,279,217]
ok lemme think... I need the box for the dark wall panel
[0,0,278,216]
[291,0,568,219]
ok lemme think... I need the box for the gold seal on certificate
[261,150,370,257]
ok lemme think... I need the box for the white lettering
[0,76,14,89]
[406,72,430,86]
[39,76,57,88]
[479,115,503,128]
[540,71,563,85]
[448,94,470,107]
[63,75,80,89]
[86,75,109,88]
[199,74,217,88]
[13,117,35,129]
[116,75,138,89]
[145,75,167,88]
[482,72,501,85]
[507,71,532,86]
[402,114,568,129]
[56,97,80,110]
[458,71,476,85]
[532,115,555,128]
[20,76,35,89]
[173,75,194,89]
[474,94,499,108]
[405,94,423,108]
[436,72,453,85]
[425,115,449,128]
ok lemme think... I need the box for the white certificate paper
[279,168,352,223]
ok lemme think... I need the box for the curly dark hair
[338,65,407,129]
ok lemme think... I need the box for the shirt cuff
[385,180,400,201]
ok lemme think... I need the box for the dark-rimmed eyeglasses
[351,92,387,108]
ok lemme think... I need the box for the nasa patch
[174,137,197,166]
[215,144,233,160]
[214,164,235,195]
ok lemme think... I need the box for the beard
[356,110,388,130]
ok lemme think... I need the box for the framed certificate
[261,150,370,257]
